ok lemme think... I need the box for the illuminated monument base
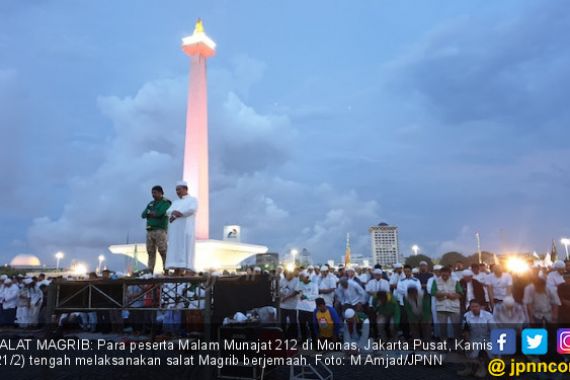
[109,240,268,273]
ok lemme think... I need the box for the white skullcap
[299,270,308,277]
[346,267,355,272]
[373,268,383,275]
[0,274,7,280]
[23,278,33,285]
[412,268,419,274]
[462,269,474,277]
[4,278,12,284]
[176,180,188,188]
[503,296,515,307]
[254,266,261,272]
[433,265,443,271]
[344,308,355,319]
[393,263,403,269]
[320,265,329,271]
[419,261,428,266]
[553,260,565,270]
[307,265,314,270]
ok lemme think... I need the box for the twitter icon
[522,328,548,355]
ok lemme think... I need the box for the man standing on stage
[141,185,171,274]
[166,181,198,275]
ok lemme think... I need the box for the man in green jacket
[141,185,171,274]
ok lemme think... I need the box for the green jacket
[141,197,171,231]
[404,296,432,323]
[373,296,401,326]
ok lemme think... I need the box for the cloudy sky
[1,0,569,270]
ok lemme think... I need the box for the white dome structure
[10,254,41,267]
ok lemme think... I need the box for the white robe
[165,195,198,270]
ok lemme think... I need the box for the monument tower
[181,19,215,240]
[110,20,268,272]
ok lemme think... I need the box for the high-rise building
[369,222,400,267]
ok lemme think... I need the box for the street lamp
[412,245,419,256]
[98,255,105,273]
[561,238,570,261]
[55,251,64,270]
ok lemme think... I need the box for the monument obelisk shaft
[182,19,215,240]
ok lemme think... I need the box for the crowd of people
[278,259,570,378]
[0,273,50,328]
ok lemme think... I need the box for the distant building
[349,254,372,267]
[369,223,400,267]
[299,248,312,267]
[10,254,42,269]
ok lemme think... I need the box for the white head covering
[307,265,314,270]
[299,270,308,277]
[462,269,474,277]
[373,268,383,275]
[254,266,262,272]
[0,274,7,280]
[233,312,248,322]
[320,265,329,272]
[553,260,565,270]
[176,180,188,188]
[412,268,419,274]
[23,278,33,285]
[419,261,428,266]
[393,263,403,269]
[344,308,355,319]
[4,278,12,284]
[433,264,443,271]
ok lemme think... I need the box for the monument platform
[108,239,268,273]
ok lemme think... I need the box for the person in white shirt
[547,261,566,295]
[523,277,560,324]
[470,263,490,305]
[389,263,404,293]
[343,308,370,353]
[458,299,494,378]
[317,266,337,306]
[428,265,442,337]
[365,269,390,306]
[279,270,299,339]
[306,265,319,284]
[335,278,367,311]
[487,265,513,307]
[493,296,526,330]
[396,265,422,306]
[0,275,7,324]
[296,271,319,342]
[358,266,371,285]
[397,265,423,339]
[1,279,19,326]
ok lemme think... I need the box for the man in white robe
[165,181,198,274]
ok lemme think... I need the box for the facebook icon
[491,329,517,355]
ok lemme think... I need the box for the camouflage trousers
[146,229,167,273]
